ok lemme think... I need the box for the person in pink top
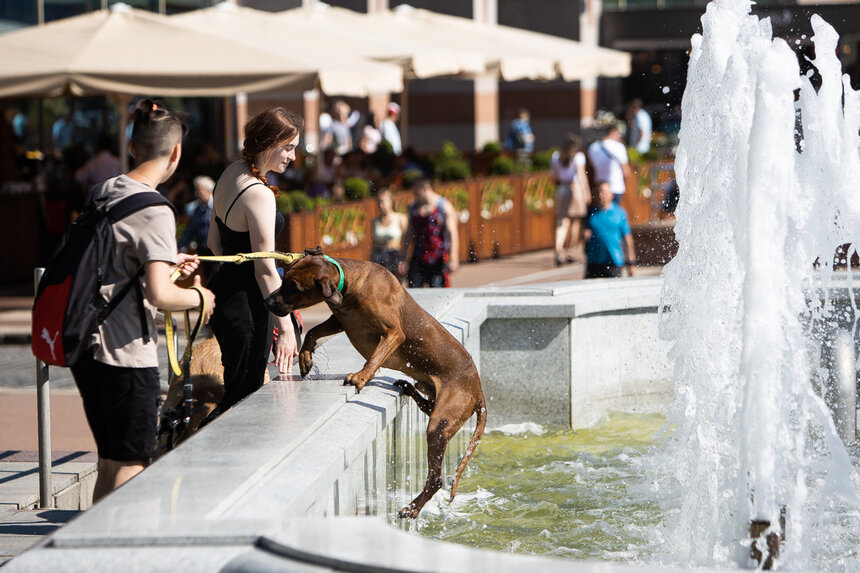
[550,134,591,266]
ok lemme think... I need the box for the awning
[170,3,403,97]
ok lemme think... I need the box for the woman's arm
[397,215,414,277]
[244,187,297,374]
[444,201,459,272]
[576,163,592,204]
[207,206,222,256]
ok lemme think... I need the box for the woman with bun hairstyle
[204,108,303,423]
[70,99,215,500]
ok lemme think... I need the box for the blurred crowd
[0,95,677,273]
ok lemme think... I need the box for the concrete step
[0,507,80,565]
[0,451,97,511]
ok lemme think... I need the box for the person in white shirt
[626,99,652,154]
[587,125,633,205]
[549,134,591,266]
[380,102,402,156]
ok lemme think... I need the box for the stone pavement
[0,248,663,564]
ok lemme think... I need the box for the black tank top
[214,181,285,255]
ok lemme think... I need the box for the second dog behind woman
[371,188,407,280]
[203,108,303,425]
[550,134,591,266]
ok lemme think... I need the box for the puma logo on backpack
[31,191,175,367]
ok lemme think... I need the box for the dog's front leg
[345,328,406,392]
[299,315,344,377]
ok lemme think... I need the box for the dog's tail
[450,392,487,500]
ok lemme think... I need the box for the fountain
[8,1,860,572]
[658,0,860,568]
[416,1,860,570]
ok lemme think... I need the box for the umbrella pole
[236,92,248,154]
[223,96,234,161]
[303,88,321,153]
[400,80,409,150]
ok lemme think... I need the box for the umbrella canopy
[380,6,632,81]
[0,4,326,98]
[276,4,487,80]
[278,4,630,82]
[170,4,403,96]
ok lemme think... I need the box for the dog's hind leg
[393,380,435,416]
[398,405,467,519]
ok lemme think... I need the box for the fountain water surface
[658,0,860,569]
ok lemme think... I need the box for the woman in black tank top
[202,108,304,424]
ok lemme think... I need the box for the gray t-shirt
[88,175,178,368]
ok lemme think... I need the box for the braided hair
[241,108,304,198]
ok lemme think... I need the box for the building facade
[2,0,858,153]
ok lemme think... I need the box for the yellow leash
[163,250,306,377]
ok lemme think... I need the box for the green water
[414,413,670,561]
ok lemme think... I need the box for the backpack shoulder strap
[107,191,177,223]
[96,192,176,334]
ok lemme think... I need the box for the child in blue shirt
[584,182,637,278]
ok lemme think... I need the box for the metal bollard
[34,267,54,508]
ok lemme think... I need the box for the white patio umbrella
[377,5,631,81]
[0,4,323,99]
[278,3,631,83]
[170,3,403,97]
[276,4,487,80]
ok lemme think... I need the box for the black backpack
[31,190,176,367]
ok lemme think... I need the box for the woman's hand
[272,315,298,374]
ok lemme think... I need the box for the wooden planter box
[272,165,674,266]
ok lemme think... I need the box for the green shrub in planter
[433,141,472,182]
[277,190,316,214]
[275,193,291,214]
[482,141,502,154]
[344,177,372,201]
[531,148,556,172]
[491,155,515,175]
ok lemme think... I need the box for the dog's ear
[319,277,343,306]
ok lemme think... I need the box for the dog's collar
[323,255,345,293]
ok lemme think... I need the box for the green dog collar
[322,255,345,293]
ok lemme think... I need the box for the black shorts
[407,259,447,288]
[585,262,623,279]
[71,351,161,461]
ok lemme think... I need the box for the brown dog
[266,247,487,518]
[158,337,270,453]
[158,337,225,453]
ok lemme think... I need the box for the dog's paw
[397,504,419,519]
[393,379,414,395]
[299,350,313,378]
[344,371,369,393]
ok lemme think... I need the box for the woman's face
[261,133,300,174]
[377,193,393,213]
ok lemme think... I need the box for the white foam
[491,422,547,436]
[659,0,860,569]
